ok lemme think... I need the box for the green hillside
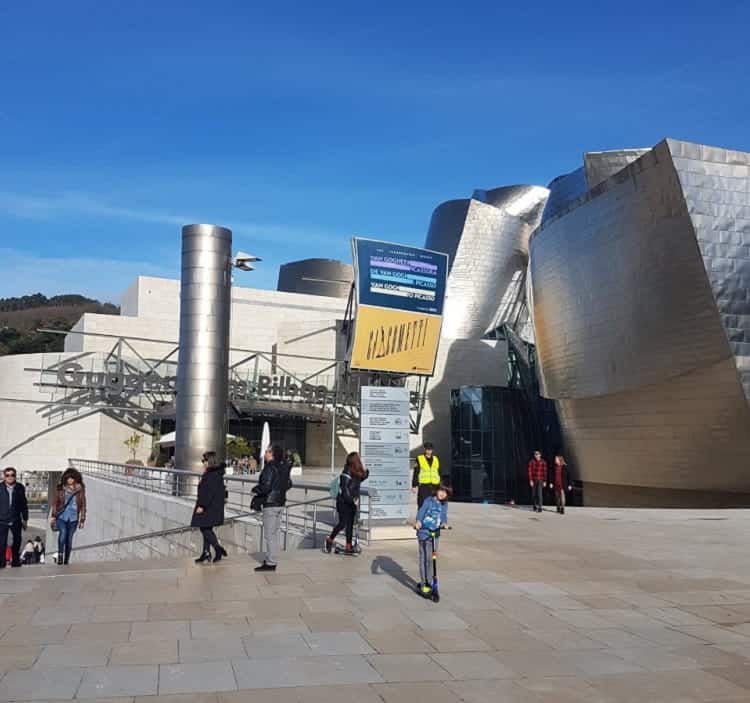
[0,294,119,355]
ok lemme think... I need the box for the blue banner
[354,238,448,316]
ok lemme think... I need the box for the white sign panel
[360,386,411,523]
[361,413,409,429]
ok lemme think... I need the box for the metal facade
[277,258,353,298]
[174,224,233,479]
[529,140,750,505]
[425,186,548,340]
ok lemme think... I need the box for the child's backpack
[329,476,341,500]
[421,498,443,532]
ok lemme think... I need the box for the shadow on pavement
[371,555,419,593]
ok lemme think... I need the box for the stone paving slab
[33,642,111,670]
[159,661,238,696]
[231,655,384,689]
[77,664,159,699]
[0,666,84,701]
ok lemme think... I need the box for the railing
[67,458,371,556]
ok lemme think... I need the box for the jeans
[200,527,221,555]
[532,480,544,510]
[57,519,78,564]
[329,500,356,545]
[418,535,438,584]
[0,522,22,566]
[262,506,283,566]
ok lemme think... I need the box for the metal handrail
[73,510,257,552]
[67,458,372,550]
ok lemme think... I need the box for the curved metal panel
[531,142,730,400]
[583,148,648,190]
[175,224,232,478]
[540,167,587,225]
[529,139,750,503]
[277,258,353,298]
[669,139,750,404]
[425,187,548,340]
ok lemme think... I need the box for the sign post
[360,386,413,538]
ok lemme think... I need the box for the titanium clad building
[425,185,548,340]
[277,258,353,298]
[530,139,750,506]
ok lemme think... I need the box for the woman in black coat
[191,451,228,564]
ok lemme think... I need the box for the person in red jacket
[550,454,572,515]
[527,450,547,513]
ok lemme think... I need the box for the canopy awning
[156,431,236,448]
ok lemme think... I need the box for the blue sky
[2,1,749,302]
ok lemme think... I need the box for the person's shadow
[371,556,419,593]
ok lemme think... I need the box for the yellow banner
[351,305,442,375]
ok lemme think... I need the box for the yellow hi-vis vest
[417,454,441,485]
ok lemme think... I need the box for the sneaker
[421,583,433,595]
[254,562,277,572]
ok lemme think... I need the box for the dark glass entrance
[450,386,537,503]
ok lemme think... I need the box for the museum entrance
[228,414,307,462]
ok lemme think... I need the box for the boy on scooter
[414,484,451,598]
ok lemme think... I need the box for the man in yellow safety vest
[411,442,441,508]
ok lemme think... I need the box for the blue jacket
[416,496,448,541]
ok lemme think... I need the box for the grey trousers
[418,536,438,584]
[262,506,283,566]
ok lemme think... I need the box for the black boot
[213,546,228,563]
[255,562,277,572]
[325,537,333,554]
[561,506,565,515]
[195,552,211,564]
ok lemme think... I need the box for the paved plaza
[2,503,750,701]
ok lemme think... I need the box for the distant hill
[0,294,119,355]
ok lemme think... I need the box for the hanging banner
[351,238,448,376]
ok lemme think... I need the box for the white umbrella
[259,422,271,470]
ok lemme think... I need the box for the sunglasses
[4,473,16,478]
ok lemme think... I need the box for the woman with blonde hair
[551,454,572,515]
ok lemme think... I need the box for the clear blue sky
[2,1,749,302]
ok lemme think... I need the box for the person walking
[411,442,441,509]
[527,450,547,513]
[325,452,369,554]
[550,454,572,514]
[49,468,86,566]
[0,467,28,568]
[252,445,292,572]
[192,451,228,564]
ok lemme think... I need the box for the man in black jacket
[0,467,28,568]
[253,445,292,572]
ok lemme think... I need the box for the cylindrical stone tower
[174,224,232,494]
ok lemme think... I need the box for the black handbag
[50,492,77,532]
[250,494,265,512]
